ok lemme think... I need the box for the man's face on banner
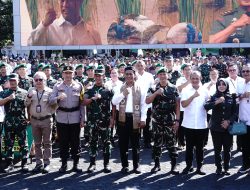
[59,0,83,20]
[237,0,250,7]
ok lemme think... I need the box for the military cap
[180,64,189,70]
[18,64,27,69]
[0,62,6,69]
[62,65,74,72]
[12,66,19,73]
[164,56,173,60]
[86,65,95,71]
[155,63,162,68]
[117,62,126,69]
[8,73,19,80]
[42,64,51,71]
[75,64,83,70]
[125,66,135,73]
[94,69,104,75]
[37,63,44,69]
[131,60,137,66]
[157,67,167,75]
[97,65,105,70]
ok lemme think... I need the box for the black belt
[31,115,52,121]
[58,106,80,112]
[125,113,133,117]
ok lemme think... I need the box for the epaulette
[222,9,236,16]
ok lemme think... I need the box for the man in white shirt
[112,66,147,174]
[135,60,154,148]
[28,0,102,46]
[181,71,209,175]
[238,64,250,174]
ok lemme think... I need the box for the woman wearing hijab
[204,78,237,175]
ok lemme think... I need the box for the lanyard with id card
[36,90,44,113]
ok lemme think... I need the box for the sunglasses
[35,78,43,82]
[242,70,250,73]
[228,69,236,72]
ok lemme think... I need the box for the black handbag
[228,121,247,135]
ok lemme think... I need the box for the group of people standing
[0,54,250,177]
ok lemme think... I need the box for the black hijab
[215,78,230,97]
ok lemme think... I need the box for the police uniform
[84,69,114,173]
[0,74,28,172]
[49,66,85,173]
[210,7,250,43]
[147,68,180,174]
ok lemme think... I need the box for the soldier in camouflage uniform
[83,69,114,173]
[146,67,180,175]
[17,64,33,91]
[164,56,181,85]
[209,0,250,43]
[82,66,95,146]
[199,57,212,84]
[0,73,29,173]
[74,64,86,84]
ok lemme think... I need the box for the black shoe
[182,166,194,174]
[72,165,82,173]
[104,164,112,173]
[238,166,250,174]
[59,165,67,173]
[43,164,50,174]
[170,167,180,175]
[32,164,43,173]
[87,164,96,173]
[4,165,14,173]
[133,167,141,174]
[223,170,230,176]
[121,167,129,174]
[151,165,161,173]
[216,168,222,175]
[144,143,151,149]
[196,169,206,175]
[21,165,29,173]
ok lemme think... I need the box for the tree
[0,0,13,48]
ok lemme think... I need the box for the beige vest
[119,83,141,129]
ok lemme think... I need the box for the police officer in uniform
[49,66,85,173]
[146,67,180,174]
[0,73,29,173]
[83,69,114,173]
[209,0,250,43]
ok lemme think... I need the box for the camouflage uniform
[74,75,86,85]
[46,77,57,89]
[199,63,211,84]
[167,70,181,85]
[18,76,33,91]
[215,63,228,78]
[84,84,113,170]
[0,75,8,89]
[0,88,28,160]
[147,82,179,171]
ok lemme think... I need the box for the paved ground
[1,134,250,190]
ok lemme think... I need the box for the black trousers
[211,130,233,170]
[143,108,152,145]
[118,114,140,169]
[0,122,2,160]
[184,128,207,168]
[241,126,250,169]
[177,111,185,146]
[57,122,81,161]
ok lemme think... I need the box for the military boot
[4,159,14,173]
[103,154,111,173]
[151,157,161,173]
[87,157,96,173]
[59,159,67,173]
[72,158,82,173]
[21,158,29,173]
[170,158,179,175]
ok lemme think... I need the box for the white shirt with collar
[112,82,147,122]
[28,15,101,46]
[239,81,250,126]
[226,76,245,95]
[0,86,5,122]
[181,85,209,129]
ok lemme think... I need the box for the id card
[36,105,42,113]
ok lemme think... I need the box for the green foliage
[115,0,141,16]
[0,0,13,48]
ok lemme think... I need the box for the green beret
[62,65,74,72]
[8,73,19,80]
[59,63,65,68]
[118,63,126,69]
[42,65,51,71]
[75,64,83,70]
[94,69,104,75]
[97,65,105,70]
[12,66,19,73]
[157,67,167,75]
[86,65,95,71]
[155,63,162,68]
[18,64,27,69]
[0,62,6,68]
[37,63,44,69]
[180,64,189,70]
[131,60,137,66]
